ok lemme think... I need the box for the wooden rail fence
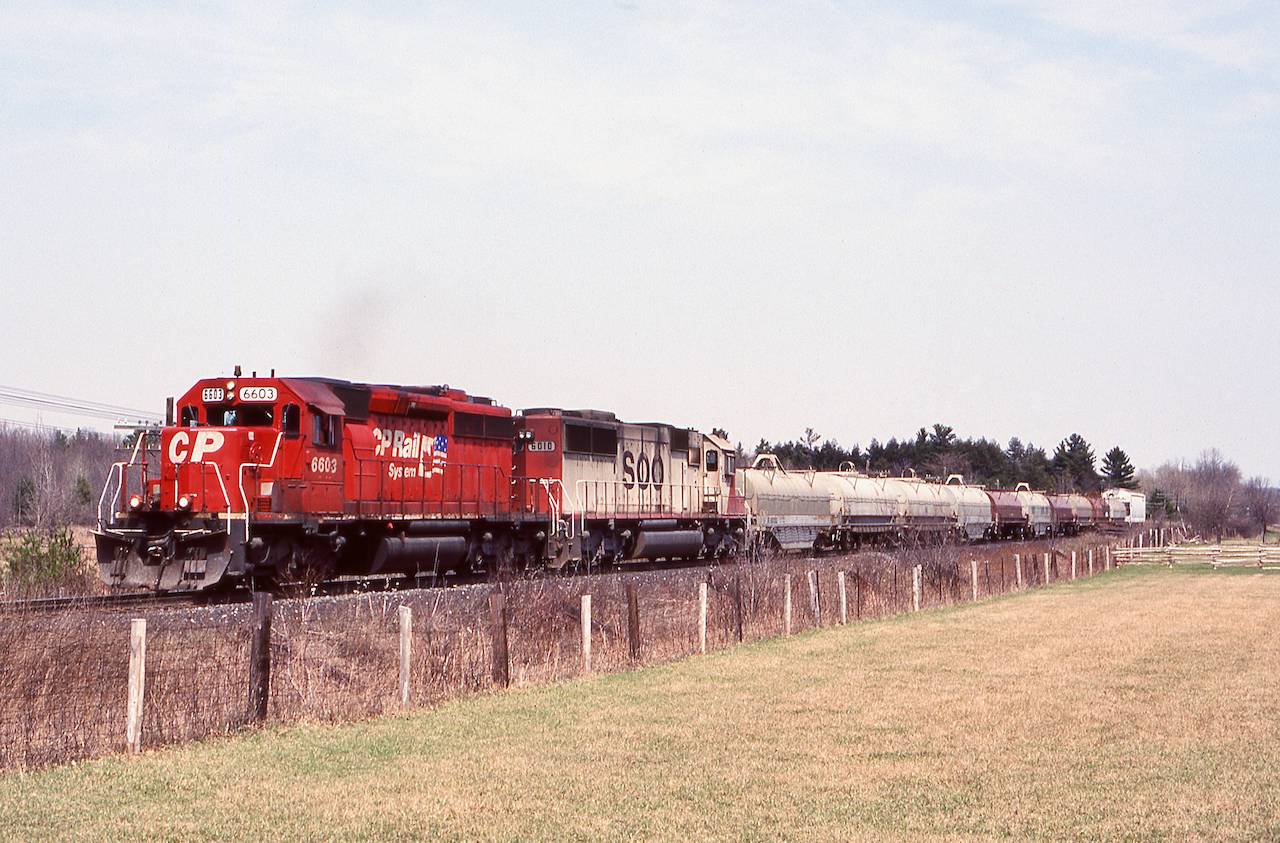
[1114,543,1280,568]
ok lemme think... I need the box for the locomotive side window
[565,424,593,453]
[282,404,300,438]
[312,412,340,448]
[593,427,617,455]
[565,423,618,456]
[179,405,199,427]
[706,449,719,472]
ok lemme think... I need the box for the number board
[238,386,278,402]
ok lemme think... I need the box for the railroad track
[0,590,211,615]
[3,535,1111,616]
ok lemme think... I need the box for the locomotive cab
[95,376,347,591]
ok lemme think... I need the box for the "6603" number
[310,455,339,474]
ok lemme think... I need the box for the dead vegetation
[0,535,1112,771]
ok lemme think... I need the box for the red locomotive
[95,373,747,591]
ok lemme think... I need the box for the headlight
[128,495,143,511]
[177,495,192,511]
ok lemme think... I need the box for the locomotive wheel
[278,538,336,591]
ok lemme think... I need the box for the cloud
[1001,0,1278,70]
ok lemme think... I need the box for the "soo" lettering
[621,450,664,489]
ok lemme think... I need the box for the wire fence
[0,536,1119,771]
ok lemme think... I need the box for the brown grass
[2,564,1277,840]
[0,535,1111,771]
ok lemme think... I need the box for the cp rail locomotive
[94,373,1126,592]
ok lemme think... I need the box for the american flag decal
[431,435,448,475]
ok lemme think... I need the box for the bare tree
[1242,477,1279,541]
[1185,450,1241,541]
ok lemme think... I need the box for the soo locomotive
[95,373,1129,592]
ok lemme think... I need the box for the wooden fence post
[1071,551,1077,581]
[398,604,412,707]
[807,570,820,626]
[1042,552,1050,585]
[581,594,592,672]
[698,582,708,654]
[1015,553,1023,588]
[247,591,272,724]
[733,569,744,643]
[626,582,641,661]
[489,589,509,687]
[1088,548,1094,576]
[784,574,792,635]
[126,618,146,753]
[837,572,848,624]
[1106,545,1112,570]
[912,565,922,612]
[970,560,979,602]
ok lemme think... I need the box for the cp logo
[168,431,226,463]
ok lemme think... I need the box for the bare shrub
[0,535,1118,771]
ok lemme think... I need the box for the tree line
[0,427,118,530]
[1140,450,1278,541]
[740,423,1137,493]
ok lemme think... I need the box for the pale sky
[2,1,1278,477]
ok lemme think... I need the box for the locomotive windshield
[206,404,274,427]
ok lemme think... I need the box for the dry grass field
[2,565,1278,841]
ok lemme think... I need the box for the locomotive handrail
[97,433,148,528]
[348,455,532,520]
[572,479,705,521]
[536,478,577,538]
[97,463,125,529]
[238,433,284,544]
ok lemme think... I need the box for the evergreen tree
[1005,437,1025,464]
[1051,439,1072,488]
[1101,446,1137,489]
[929,423,956,449]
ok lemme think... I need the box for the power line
[0,384,162,423]
[0,416,108,436]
